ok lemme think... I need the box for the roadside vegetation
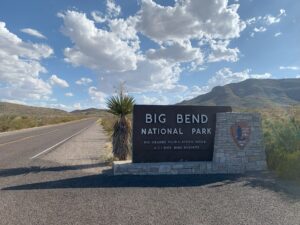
[106,85,134,160]
[261,106,300,181]
[0,115,86,132]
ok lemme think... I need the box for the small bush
[263,109,300,181]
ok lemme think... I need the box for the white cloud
[108,17,139,44]
[183,68,272,100]
[59,10,139,73]
[0,22,52,60]
[207,39,239,63]
[246,9,286,37]
[99,59,182,93]
[73,103,82,110]
[254,27,267,33]
[134,0,244,69]
[49,75,69,88]
[263,9,286,25]
[91,0,121,23]
[75,77,93,85]
[246,9,286,38]
[140,95,169,105]
[246,17,256,25]
[106,0,121,18]
[65,92,73,97]
[48,103,69,111]
[183,85,210,100]
[279,66,300,70]
[0,21,53,101]
[188,62,206,72]
[296,75,300,78]
[274,32,282,37]
[136,0,246,42]
[207,68,271,88]
[146,40,203,64]
[91,11,106,23]
[59,1,246,96]
[88,86,107,108]
[20,28,46,39]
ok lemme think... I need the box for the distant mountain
[179,78,300,108]
[71,108,109,116]
[0,102,69,116]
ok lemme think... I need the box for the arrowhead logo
[230,121,251,149]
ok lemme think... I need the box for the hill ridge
[179,78,300,108]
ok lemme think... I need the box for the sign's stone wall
[212,112,267,173]
[113,112,267,175]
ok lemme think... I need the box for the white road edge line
[30,124,92,160]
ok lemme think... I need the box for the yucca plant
[106,87,134,160]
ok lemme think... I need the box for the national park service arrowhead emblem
[230,121,251,149]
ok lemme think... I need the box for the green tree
[106,85,134,160]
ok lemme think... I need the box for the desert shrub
[100,115,118,136]
[263,111,300,181]
[106,85,134,160]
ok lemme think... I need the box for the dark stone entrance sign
[132,105,232,163]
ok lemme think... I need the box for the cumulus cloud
[146,40,203,64]
[49,75,69,88]
[20,28,46,39]
[207,39,239,63]
[99,59,182,93]
[135,0,244,68]
[88,86,107,107]
[59,10,139,73]
[0,21,53,101]
[75,77,93,85]
[136,0,245,42]
[59,1,246,95]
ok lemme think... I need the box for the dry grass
[0,115,86,132]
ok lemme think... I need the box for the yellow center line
[0,129,60,148]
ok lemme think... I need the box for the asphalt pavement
[0,119,299,225]
[0,118,96,168]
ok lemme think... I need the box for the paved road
[0,118,96,168]
[0,119,299,225]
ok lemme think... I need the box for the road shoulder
[40,121,112,174]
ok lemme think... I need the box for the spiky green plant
[106,89,134,160]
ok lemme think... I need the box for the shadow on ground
[2,172,240,189]
[0,163,108,177]
[1,167,300,199]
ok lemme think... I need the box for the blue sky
[0,0,299,110]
